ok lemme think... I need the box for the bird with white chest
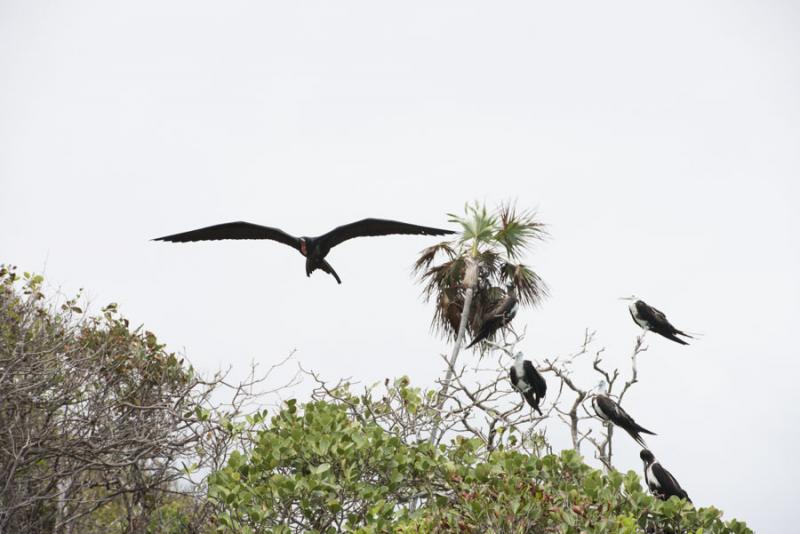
[640,449,692,503]
[508,352,547,415]
[621,295,694,345]
[590,382,656,447]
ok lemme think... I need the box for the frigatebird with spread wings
[154,218,454,284]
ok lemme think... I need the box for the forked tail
[306,258,342,284]
[319,259,342,284]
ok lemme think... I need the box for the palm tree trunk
[429,257,478,444]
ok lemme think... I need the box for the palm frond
[416,201,549,341]
[418,259,464,300]
[447,202,498,247]
[502,262,548,307]
[494,202,548,260]
[417,257,469,340]
[413,241,457,275]
[434,288,465,341]
[474,249,502,280]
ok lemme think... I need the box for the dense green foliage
[1,261,752,533]
[210,400,751,533]
[209,400,437,532]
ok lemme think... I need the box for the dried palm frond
[413,241,457,274]
[502,262,548,307]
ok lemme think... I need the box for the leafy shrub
[210,399,751,533]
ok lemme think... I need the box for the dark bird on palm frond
[621,296,694,345]
[154,218,454,284]
[640,449,692,503]
[509,352,547,415]
[466,288,518,348]
[592,391,656,447]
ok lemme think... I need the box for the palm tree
[415,202,548,443]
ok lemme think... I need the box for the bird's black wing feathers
[467,295,517,348]
[153,222,302,251]
[319,218,454,249]
[614,406,656,446]
[522,360,547,398]
[494,295,519,319]
[637,301,688,333]
[594,395,615,420]
[636,300,693,342]
[596,396,656,446]
[523,389,542,415]
[636,301,669,326]
[509,366,518,385]
[611,402,627,422]
[652,462,691,502]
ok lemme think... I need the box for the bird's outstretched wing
[153,222,302,251]
[318,218,454,249]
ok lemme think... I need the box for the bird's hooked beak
[619,295,636,301]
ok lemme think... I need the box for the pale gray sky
[1,2,798,531]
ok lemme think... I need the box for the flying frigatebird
[591,388,656,447]
[621,296,693,345]
[153,218,454,284]
[509,352,547,415]
[640,449,692,503]
[466,290,519,348]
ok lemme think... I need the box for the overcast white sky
[2,1,798,531]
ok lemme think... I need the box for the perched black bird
[466,292,519,348]
[622,296,693,345]
[592,392,656,447]
[509,352,547,415]
[153,218,454,284]
[640,449,692,503]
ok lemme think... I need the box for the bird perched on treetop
[466,288,519,349]
[621,296,694,345]
[591,385,656,447]
[153,218,454,284]
[509,352,547,415]
[640,449,692,503]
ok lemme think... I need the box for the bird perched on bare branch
[509,352,547,415]
[591,391,656,447]
[621,296,694,345]
[154,218,454,284]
